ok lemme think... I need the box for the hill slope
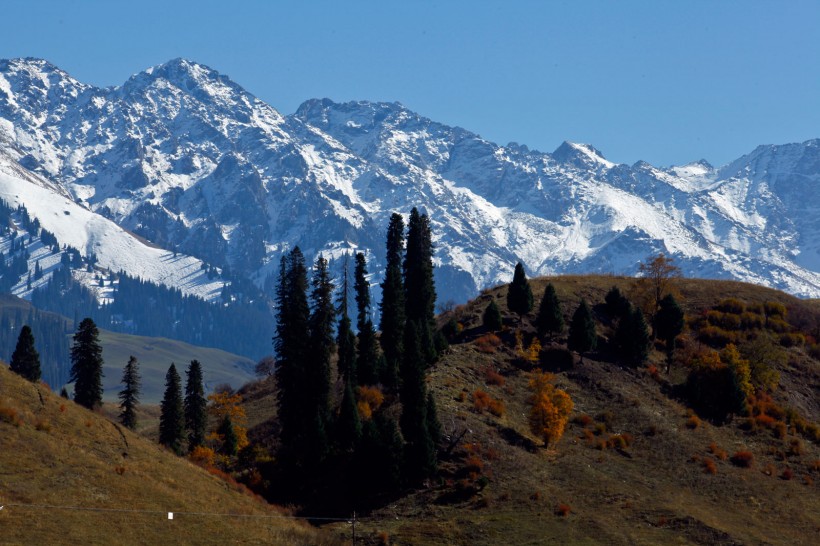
[318,276,820,544]
[0,364,338,545]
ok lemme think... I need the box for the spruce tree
[218,415,238,456]
[568,300,596,359]
[274,248,310,446]
[379,213,406,390]
[184,359,207,451]
[10,324,41,382]
[354,252,380,385]
[308,254,335,429]
[399,321,437,484]
[616,306,651,367]
[404,208,438,364]
[159,363,185,455]
[507,262,534,319]
[118,355,141,430]
[336,378,362,454]
[336,256,357,384]
[655,294,685,370]
[482,300,503,331]
[535,283,564,339]
[70,318,104,409]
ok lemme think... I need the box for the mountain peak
[552,141,616,169]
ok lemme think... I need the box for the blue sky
[2,0,818,167]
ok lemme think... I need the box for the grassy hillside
[0,363,339,545]
[313,275,819,545]
[97,330,255,404]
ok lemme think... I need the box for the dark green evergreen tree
[354,252,380,385]
[399,321,437,484]
[218,415,238,456]
[159,363,185,455]
[404,208,438,364]
[70,318,104,409]
[308,254,335,430]
[568,300,596,359]
[118,356,140,430]
[184,359,207,451]
[535,283,564,339]
[274,248,310,446]
[615,306,651,367]
[336,256,357,384]
[655,294,685,370]
[482,300,503,331]
[10,324,41,382]
[604,286,630,318]
[379,213,406,389]
[336,378,362,454]
[507,262,534,319]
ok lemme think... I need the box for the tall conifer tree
[118,355,140,430]
[404,208,438,364]
[336,255,357,384]
[507,262,534,319]
[379,213,406,390]
[10,324,41,382]
[354,252,380,385]
[274,248,310,445]
[568,299,596,359]
[536,283,564,339]
[399,321,437,484]
[184,359,207,450]
[308,254,335,430]
[159,363,185,455]
[70,318,104,409]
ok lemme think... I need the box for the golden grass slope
[0,364,339,546]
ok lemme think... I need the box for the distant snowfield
[0,158,224,301]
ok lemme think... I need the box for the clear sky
[2,0,818,167]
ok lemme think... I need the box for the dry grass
[0,365,338,545]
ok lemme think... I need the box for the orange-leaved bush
[528,370,573,447]
[207,391,249,451]
[356,385,385,420]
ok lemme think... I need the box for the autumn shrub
[787,438,804,457]
[482,366,506,387]
[34,417,51,432]
[810,460,820,472]
[763,302,787,319]
[607,433,633,449]
[528,370,573,447]
[781,467,794,480]
[208,391,249,451]
[472,390,505,417]
[706,310,741,330]
[716,298,746,315]
[740,312,765,330]
[703,457,717,474]
[554,504,571,517]
[686,345,750,422]
[376,531,390,546]
[114,465,126,476]
[190,445,217,468]
[475,333,502,354]
[766,317,790,334]
[357,385,385,420]
[762,463,776,476]
[59,403,66,413]
[685,414,701,429]
[456,391,467,403]
[731,451,755,468]
[708,442,728,461]
[779,332,805,347]
[647,364,660,381]
[573,414,593,427]
[0,404,22,427]
[698,325,738,346]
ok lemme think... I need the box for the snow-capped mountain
[1,57,820,304]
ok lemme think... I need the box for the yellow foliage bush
[356,385,385,420]
[528,370,573,447]
[208,391,249,451]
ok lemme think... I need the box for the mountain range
[1,56,819,312]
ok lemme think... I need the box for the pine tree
[159,363,185,454]
[616,306,651,366]
[482,300,503,331]
[568,300,596,359]
[535,283,564,339]
[507,262,534,319]
[10,324,41,382]
[337,256,357,384]
[354,252,380,385]
[604,286,630,318]
[379,213,406,389]
[118,356,140,430]
[218,415,239,456]
[274,248,310,445]
[399,321,437,484]
[404,208,438,364]
[184,359,207,451]
[70,318,104,409]
[336,378,362,454]
[655,294,685,370]
[308,254,335,429]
